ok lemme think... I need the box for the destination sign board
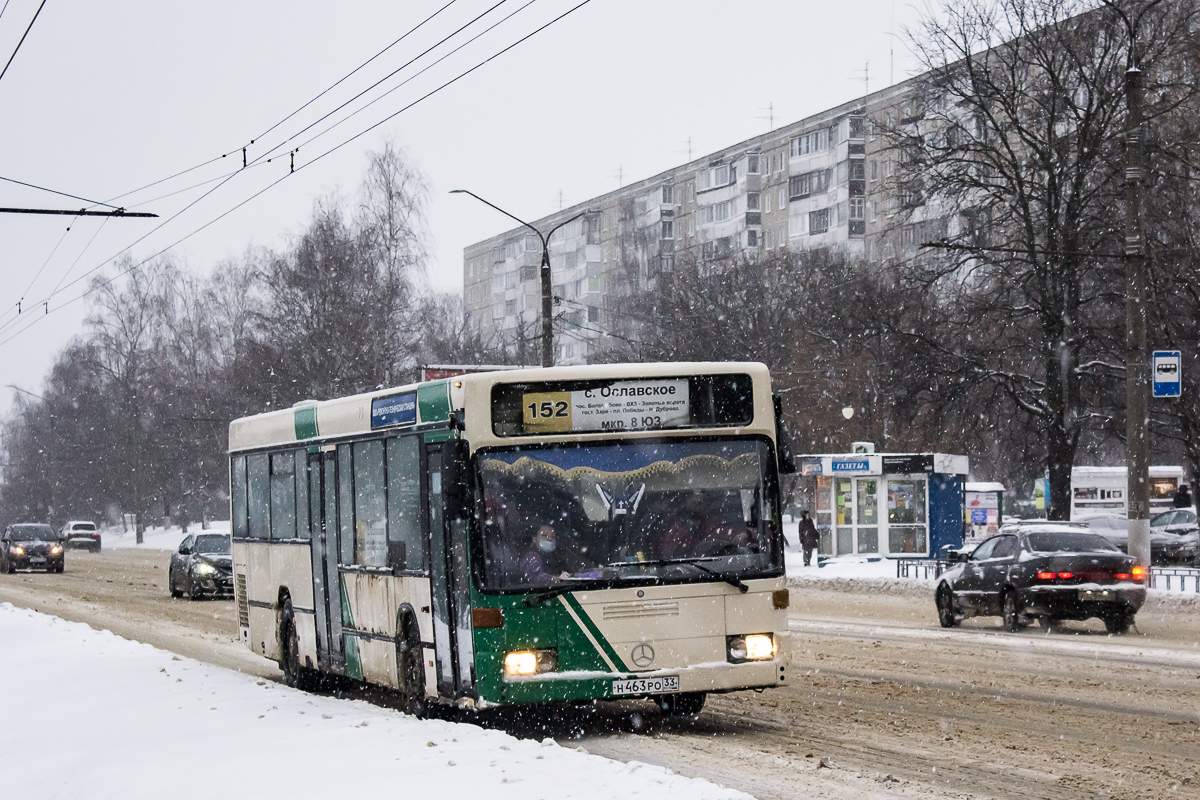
[522,379,690,434]
[370,392,417,429]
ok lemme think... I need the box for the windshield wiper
[523,578,602,607]
[606,557,750,593]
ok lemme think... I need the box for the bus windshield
[477,438,781,592]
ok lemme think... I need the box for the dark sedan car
[935,527,1146,634]
[2,524,65,573]
[168,532,232,600]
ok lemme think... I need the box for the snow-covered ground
[0,603,748,800]
[104,521,229,551]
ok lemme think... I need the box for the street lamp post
[450,190,589,368]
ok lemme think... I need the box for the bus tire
[655,692,706,717]
[396,614,427,718]
[280,598,319,691]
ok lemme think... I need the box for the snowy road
[2,550,1198,799]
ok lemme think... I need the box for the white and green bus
[229,362,793,716]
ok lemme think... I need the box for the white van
[1070,466,1184,523]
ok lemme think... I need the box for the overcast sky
[0,0,923,413]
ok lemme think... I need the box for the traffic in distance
[227,362,793,716]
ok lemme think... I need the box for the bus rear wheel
[396,624,427,718]
[279,599,319,691]
[655,692,706,717]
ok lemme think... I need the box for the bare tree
[889,0,1198,515]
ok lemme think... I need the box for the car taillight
[1037,571,1055,580]
[1057,572,1074,580]
[1115,573,1130,581]
[1131,565,1147,581]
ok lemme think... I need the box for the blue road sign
[1153,350,1181,398]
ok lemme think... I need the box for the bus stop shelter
[798,452,969,558]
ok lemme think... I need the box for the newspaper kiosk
[799,451,968,558]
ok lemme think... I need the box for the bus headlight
[503,649,557,676]
[727,633,775,663]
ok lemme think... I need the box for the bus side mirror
[773,394,797,474]
[441,439,473,521]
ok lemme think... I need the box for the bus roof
[228,361,772,453]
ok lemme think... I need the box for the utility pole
[1123,46,1150,567]
[450,190,592,367]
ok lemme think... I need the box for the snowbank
[0,603,748,800]
[104,521,230,551]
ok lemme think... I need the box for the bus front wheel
[655,692,706,717]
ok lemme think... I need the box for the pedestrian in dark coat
[798,510,820,567]
[1174,483,1193,509]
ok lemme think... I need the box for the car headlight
[503,649,557,676]
[193,562,217,576]
[50,545,62,555]
[727,633,775,662]
[12,546,24,556]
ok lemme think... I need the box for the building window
[588,305,600,323]
[849,197,865,220]
[587,274,602,292]
[505,299,517,316]
[702,241,714,260]
[661,220,674,239]
[869,201,878,222]
[789,129,829,158]
[764,229,773,249]
[661,185,674,204]
[886,157,895,177]
[789,169,831,200]
[747,153,760,173]
[778,188,786,208]
[887,196,897,216]
[764,192,772,213]
[849,116,864,139]
[809,208,830,235]
[849,160,865,181]
[747,229,759,247]
[870,160,878,181]
[520,264,537,282]
[746,192,760,211]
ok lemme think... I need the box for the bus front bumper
[484,639,790,706]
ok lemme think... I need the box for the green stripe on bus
[561,593,628,672]
[417,380,450,423]
[294,404,319,440]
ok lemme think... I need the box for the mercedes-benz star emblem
[630,643,655,668]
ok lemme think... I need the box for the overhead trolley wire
[100,0,461,211]
[0,0,45,87]
[242,0,516,170]
[0,0,596,349]
[284,0,541,160]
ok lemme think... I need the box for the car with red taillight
[935,526,1145,634]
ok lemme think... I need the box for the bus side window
[337,444,354,565]
[295,450,310,540]
[387,436,425,572]
[231,456,248,538]
[247,453,270,539]
[270,452,296,540]
[353,440,388,568]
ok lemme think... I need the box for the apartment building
[463,77,935,364]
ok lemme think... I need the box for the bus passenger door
[426,440,475,697]
[309,450,345,673]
